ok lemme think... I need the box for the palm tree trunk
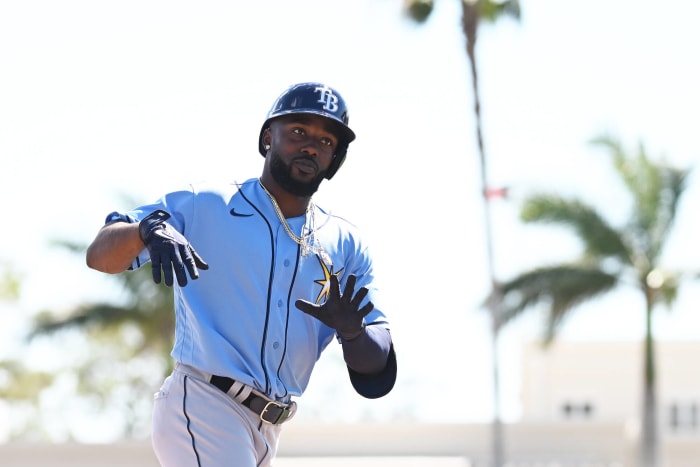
[461,2,504,466]
[641,292,659,467]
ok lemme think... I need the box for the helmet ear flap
[325,146,347,180]
[259,126,271,156]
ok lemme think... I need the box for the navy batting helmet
[258,82,356,180]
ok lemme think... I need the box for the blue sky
[1,0,699,437]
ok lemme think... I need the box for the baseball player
[86,82,397,466]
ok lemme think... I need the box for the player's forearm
[86,222,144,274]
[341,325,391,374]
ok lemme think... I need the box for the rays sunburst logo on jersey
[314,255,344,304]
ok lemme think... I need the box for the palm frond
[29,239,175,360]
[645,165,690,261]
[30,303,137,337]
[521,194,630,264]
[497,265,618,342]
[591,135,692,265]
[478,0,521,23]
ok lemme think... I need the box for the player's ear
[262,128,272,150]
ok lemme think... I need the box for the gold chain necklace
[258,179,332,266]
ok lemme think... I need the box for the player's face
[266,115,339,197]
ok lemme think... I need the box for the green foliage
[31,262,175,367]
[403,0,520,26]
[477,0,521,23]
[2,229,175,441]
[403,0,434,23]
[591,135,689,265]
[499,265,618,342]
[521,195,630,264]
[496,134,695,466]
[498,134,693,340]
[0,261,21,301]
[0,361,53,401]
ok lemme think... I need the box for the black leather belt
[209,375,295,425]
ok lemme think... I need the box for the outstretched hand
[295,274,373,341]
[139,210,209,287]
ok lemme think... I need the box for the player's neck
[258,176,311,218]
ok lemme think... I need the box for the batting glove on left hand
[139,209,209,287]
[295,274,373,341]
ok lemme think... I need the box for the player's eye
[320,137,333,147]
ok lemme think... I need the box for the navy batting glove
[138,210,209,287]
[295,274,372,341]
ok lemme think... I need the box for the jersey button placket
[268,221,297,394]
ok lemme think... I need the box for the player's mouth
[292,158,318,175]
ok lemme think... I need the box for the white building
[522,340,700,432]
[515,339,700,467]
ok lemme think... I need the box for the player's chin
[288,173,325,197]
[290,169,321,185]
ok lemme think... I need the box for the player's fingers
[151,256,163,284]
[180,245,199,281]
[329,274,341,298]
[342,274,357,301]
[192,248,209,270]
[358,301,375,319]
[349,286,369,308]
[172,249,188,287]
[295,299,320,319]
[161,251,176,287]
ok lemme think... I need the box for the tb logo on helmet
[315,85,339,113]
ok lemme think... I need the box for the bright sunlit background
[1,0,699,441]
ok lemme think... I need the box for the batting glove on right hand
[138,209,209,287]
[295,274,373,341]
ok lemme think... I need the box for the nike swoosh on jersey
[230,208,253,217]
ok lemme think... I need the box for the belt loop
[228,380,252,404]
[176,362,214,383]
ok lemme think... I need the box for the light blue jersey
[112,178,389,401]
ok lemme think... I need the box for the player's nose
[302,137,332,161]
[300,141,319,157]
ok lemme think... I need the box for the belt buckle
[259,400,296,425]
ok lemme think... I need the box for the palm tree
[32,239,175,368]
[402,1,520,465]
[28,239,175,439]
[494,135,693,467]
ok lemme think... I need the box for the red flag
[484,187,509,199]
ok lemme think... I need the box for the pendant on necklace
[301,239,332,267]
[318,250,332,267]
